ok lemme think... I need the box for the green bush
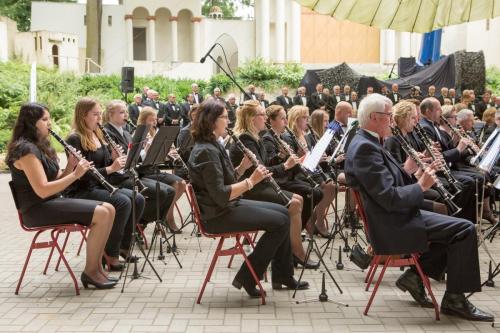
[486,66,500,95]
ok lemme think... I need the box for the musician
[102,101,175,231]
[478,107,499,143]
[257,92,270,109]
[345,93,493,322]
[141,86,149,101]
[342,85,351,102]
[65,97,146,271]
[426,85,437,98]
[293,87,311,110]
[136,106,188,232]
[174,105,199,180]
[310,83,326,110]
[190,83,203,104]
[330,102,352,140]
[188,99,308,297]
[180,93,194,127]
[438,87,449,106]
[284,106,336,237]
[331,85,342,108]
[388,84,402,105]
[449,88,459,105]
[350,91,359,116]
[7,103,116,289]
[419,98,485,223]
[213,87,226,104]
[244,84,258,101]
[225,94,238,128]
[276,87,293,111]
[127,94,142,125]
[476,92,492,120]
[229,100,314,268]
[161,94,182,126]
[461,90,477,115]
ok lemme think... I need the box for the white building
[29,0,302,78]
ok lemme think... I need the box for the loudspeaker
[120,67,134,93]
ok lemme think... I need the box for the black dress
[8,139,101,228]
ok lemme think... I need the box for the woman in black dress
[229,101,318,269]
[188,100,308,297]
[6,103,116,289]
[65,97,146,271]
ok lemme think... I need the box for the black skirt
[22,197,102,228]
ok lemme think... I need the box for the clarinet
[414,123,462,195]
[226,128,292,207]
[391,126,461,216]
[126,119,137,131]
[97,124,147,193]
[168,143,189,175]
[49,129,118,195]
[440,115,479,155]
[265,123,319,188]
[284,126,332,183]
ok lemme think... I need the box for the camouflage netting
[454,50,485,95]
[316,63,362,92]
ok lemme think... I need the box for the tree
[0,0,76,32]
[201,0,254,18]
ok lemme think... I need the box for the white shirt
[109,122,124,137]
[301,96,307,106]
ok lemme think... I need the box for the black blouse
[8,139,60,213]
[188,140,237,221]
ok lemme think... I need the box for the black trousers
[118,177,175,224]
[450,171,478,223]
[416,210,481,294]
[204,199,294,284]
[280,179,323,228]
[74,188,145,257]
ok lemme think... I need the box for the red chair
[9,181,84,296]
[352,190,440,320]
[186,184,266,305]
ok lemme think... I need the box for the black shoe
[441,292,494,322]
[314,226,332,239]
[272,277,309,290]
[232,276,264,298]
[119,252,140,263]
[102,257,125,272]
[293,255,320,269]
[81,272,117,289]
[396,269,434,308]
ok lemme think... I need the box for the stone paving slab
[0,173,498,332]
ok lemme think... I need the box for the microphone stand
[206,54,252,100]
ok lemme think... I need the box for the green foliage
[201,0,254,18]
[206,73,233,94]
[237,58,304,90]
[486,66,500,95]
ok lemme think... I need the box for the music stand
[120,125,162,292]
[141,126,183,269]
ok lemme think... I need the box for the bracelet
[245,178,254,191]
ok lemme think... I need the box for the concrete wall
[0,16,18,61]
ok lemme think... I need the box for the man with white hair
[191,83,203,104]
[456,109,476,139]
[226,93,238,128]
[345,93,493,322]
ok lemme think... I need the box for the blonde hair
[310,109,328,137]
[234,100,260,140]
[137,106,157,137]
[441,105,455,118]
[287,105,309,135]
[266,104,284,121]
[482,107,497,124]
[103,99,126,124]
[392,101,416,129]
[72,97,104,151]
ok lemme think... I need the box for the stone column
[170,16,178,62]
[125,14,134,62]
[259,0,270,61]
[191,17,202,62]
[147,16,156,61]
[290,0,301,62]
[275,0,285,63]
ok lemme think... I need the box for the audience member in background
[244,84,258,101]
[389,83,402,105]
[438,87,449,105]
[449,88,458,105]
[276,87,293,111]
[311,83,326,110]
[258,92,270,109]
[342,85,351,102]
[213,87,226,104]
[478,107,499,144]
[127,94,142,125]
[226,93,238,128]
[191,83,203,104]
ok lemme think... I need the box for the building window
[73,39,76,43]
[39,36,42,50]
[34,37,37,51]
[486,19,490,31]
[63,37,65,42]
[84,15,87,26]
[108,15,112,26]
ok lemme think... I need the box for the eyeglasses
[374,111,393,118]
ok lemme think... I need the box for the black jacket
[345,129,427,255]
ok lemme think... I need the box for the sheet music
[478,129,500,173]
[303,129,334,172]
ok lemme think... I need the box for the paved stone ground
[0,171,499,332]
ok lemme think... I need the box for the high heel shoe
[102,254,124,272]
[119,251,140,263]
[314,226,332,239]
[293,255,320,269]
[81,272,117,289]
[232,276,265,298]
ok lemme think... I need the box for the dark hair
[191,99,226,142]
[5,102,57,163]
[420,98,435,115]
